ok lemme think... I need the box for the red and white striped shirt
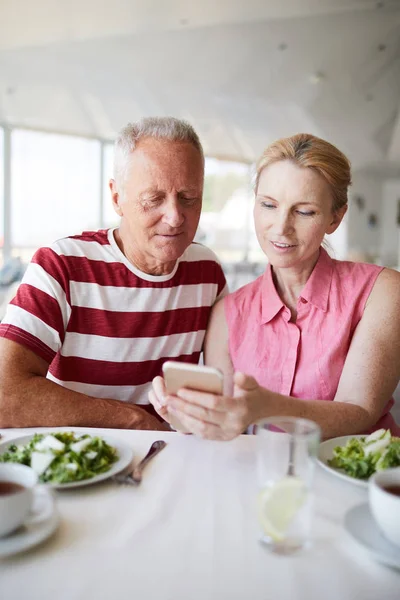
[0,229,227,405]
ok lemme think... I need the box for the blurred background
[0,0,399,299]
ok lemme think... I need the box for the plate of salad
[0,431,133,488]
[317,429,400,488]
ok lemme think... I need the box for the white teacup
[369,467,400,547]
[0,463,38,537]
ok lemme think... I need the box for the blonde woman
[150,134,400,440]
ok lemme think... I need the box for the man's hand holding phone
[149,362,224,433]
[148,375,170,422]
[149,372,191,433]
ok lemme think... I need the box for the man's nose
[162,197,185,228]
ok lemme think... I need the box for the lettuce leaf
[0,432,118,483]
[328,431,400,480]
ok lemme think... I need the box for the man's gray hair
[113,116,204,186]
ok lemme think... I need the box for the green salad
[328,429,400,480]
[0,432,119,484]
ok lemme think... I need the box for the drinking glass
[255,417,320,554]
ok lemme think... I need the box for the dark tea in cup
[382,484,400,497]
[0,464,38,537]
[0,481,26,496]
[369,468,400,548]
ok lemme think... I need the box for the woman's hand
[166,372,265,440]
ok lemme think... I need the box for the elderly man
[0,117,227,430]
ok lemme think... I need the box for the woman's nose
[273,211,294,235]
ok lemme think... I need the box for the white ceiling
[0,0,399,172]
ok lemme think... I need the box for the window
[200,159,265,264]
[11,129,101,261]
[0,127,3,266]
[102,142,119,228]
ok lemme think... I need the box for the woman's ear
[327,204,347,235]
[109,179,123,216]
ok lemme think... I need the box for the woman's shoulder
[375,265,400,283]
[331,257,384,293]
[368,267,400,304]
[358,267,400,332]
[331,258,400,313]
[332,256,383,277]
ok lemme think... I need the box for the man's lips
[156,232,184,237]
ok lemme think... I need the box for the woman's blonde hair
[255,133,352,213]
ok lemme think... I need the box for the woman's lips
[271,241,297,252]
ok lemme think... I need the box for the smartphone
[162,361,224,395]
[162,361,224,432]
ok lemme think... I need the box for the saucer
[0,486,59,558]
[344,503,400,570]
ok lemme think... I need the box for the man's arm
[0,338,166,430]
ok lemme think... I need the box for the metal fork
[112,440,167,485]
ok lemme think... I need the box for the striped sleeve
[0,246,72,363]
[216,272,229,301]
[187,243,228,300]
[212,256,228,300]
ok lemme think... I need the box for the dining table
[0,426,399,600]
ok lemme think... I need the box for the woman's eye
[297,210,315,216]
[261,202,275,209]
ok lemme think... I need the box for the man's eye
[180,196,198,205]
[143,197,162,204]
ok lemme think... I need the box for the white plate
[0,431,133,489]
[0,486,59,558]
[317,435,369,488]
[344,503,400,570]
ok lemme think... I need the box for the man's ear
[109,179,123,216]
[326,204,347,235]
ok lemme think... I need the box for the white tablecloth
[0,427,399,600]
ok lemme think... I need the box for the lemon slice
[257,477,308,542]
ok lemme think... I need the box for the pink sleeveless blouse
[224,248,399,435]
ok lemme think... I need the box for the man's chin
[153,238,191,260]
[156,233,185,243]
